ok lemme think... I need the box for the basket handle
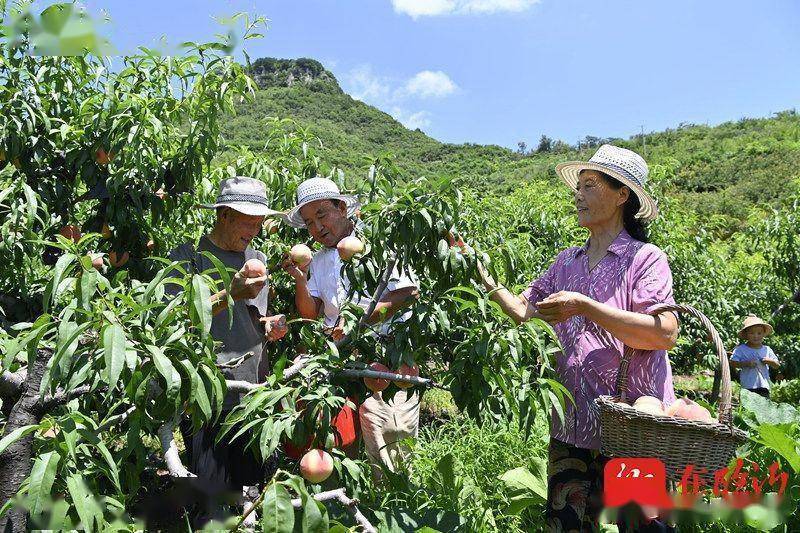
[614,303,733,426]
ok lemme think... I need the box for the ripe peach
[300,449,334,483]
[241,258,267,278]
[59,225,81,243]
[364,362,391,392]
[108,250,129,268]
[95,148,114,165]
[337,236,364,262]
[87,253,104,270]
[393,363,419,389]
[667,398,714,423]
[290,244,313,268]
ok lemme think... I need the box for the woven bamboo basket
[595,303,748,483]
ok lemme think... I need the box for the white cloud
[343,65,391,102]
[340,65,456,131]
[390,107,432,130]
[391,0,539,18]
[400,70,458,98]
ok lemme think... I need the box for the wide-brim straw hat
[198,176,280,217]
[556,144,659,221]
[285,176,360,229]
[738,314,774,339]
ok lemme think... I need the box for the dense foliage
[0,5,798,533]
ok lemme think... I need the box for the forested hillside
[222,58,800,230]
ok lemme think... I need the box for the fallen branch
[158,416,195,478]
[290,489,376,533]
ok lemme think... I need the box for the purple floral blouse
[523,229,677,449]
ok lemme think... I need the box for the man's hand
[536,291,589,325]
[281,255,310,285]
[261,314,288,342]
[324,318,346,342]
[230,271,267,301]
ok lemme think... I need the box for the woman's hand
[476,260,497,292]
[536,291,590,325]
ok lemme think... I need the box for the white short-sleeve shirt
[731,344,779,390]
[307,244,416,335]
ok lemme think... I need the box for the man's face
[217,208,265,252]
[299,199,351,248]
[745,325,766,345]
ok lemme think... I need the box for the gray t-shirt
[166,235,269,407]
[731,344,779,390]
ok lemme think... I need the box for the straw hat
[738,314,774,339]
[285,177,360,229]
[198,176,280,217]
[555,144,659,221]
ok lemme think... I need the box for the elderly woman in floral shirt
[480,145,679,532]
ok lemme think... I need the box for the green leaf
[45,252,76,312]
[756,424,800,473]
[301,497,328,533]
[78,269,98,310]
[27,452,61,516]
[102,324,126,389]
[147,345,182,401]
[498,462,547,514]
[189,274,212,339]
[65,474,100,531]
[740,389,799,425]
[0,424,39,455]
[260,482,295,533]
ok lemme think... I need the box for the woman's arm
[536,291,678,351]
[478,262,541,325]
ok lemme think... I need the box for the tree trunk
[0,348,51,533]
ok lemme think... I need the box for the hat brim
[284,194,361,229]
[555,161,659,222]
[198,201,281,217]
[738,322,774,339]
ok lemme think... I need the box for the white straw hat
[285,177,360,229]
[198,176,280,217]
[555,144,659,221]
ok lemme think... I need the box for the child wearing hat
[730,315,780,398]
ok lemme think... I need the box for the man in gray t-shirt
[165,176,287,526]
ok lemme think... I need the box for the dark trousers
[179,415,272,527]
[546,438,675,533]
[747,387,770,398]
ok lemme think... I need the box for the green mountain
[222,58,800,225]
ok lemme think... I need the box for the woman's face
[574,170,628,229]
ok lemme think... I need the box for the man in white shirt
[281,177,420,477]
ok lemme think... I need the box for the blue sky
[61,1,800,149]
